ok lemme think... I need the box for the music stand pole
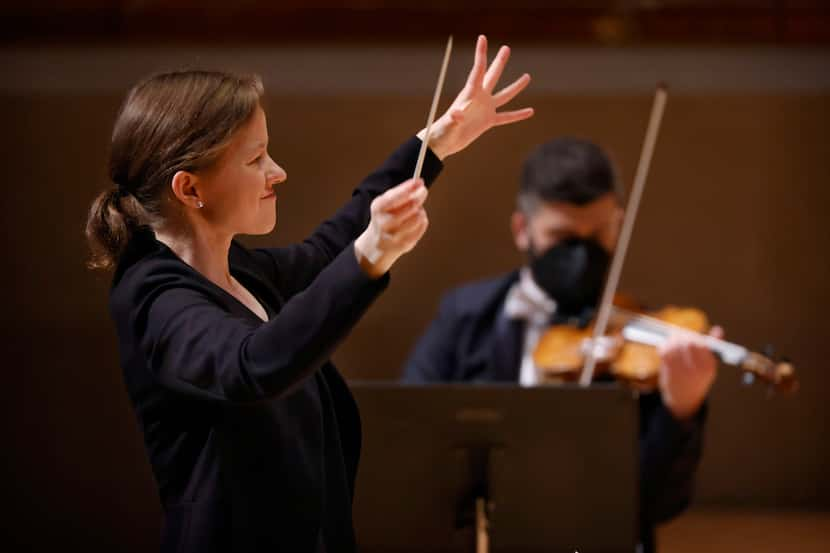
[476,497,489,553]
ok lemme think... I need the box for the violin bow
[578,84,669,387]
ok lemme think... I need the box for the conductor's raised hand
[354,178,429,278]
[425,35,534,160]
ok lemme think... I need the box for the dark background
[2,2,829,551]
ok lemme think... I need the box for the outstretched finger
[465,35,488,89]
[483,45,510,93]
[493,107,535,127]
[493,73,531,107]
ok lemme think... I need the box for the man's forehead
[531,194,619,227]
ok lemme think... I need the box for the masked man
[403,137,720,553]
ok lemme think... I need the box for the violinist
[403,137,722,553]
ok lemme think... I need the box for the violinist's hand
[423,35,534,160]
[354,178,429,279]
[658,326,723,421]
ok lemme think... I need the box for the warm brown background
[2,8,829,551]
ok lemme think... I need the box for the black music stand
[350,383,640,553]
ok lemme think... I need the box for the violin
[532,295,798,393]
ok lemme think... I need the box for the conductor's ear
[170,171,204,210]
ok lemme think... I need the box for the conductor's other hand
[355,178,429,278]
[424,34,534,160]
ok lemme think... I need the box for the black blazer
[110,137,442,553]
[403,273,707,552]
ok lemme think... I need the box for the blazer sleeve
[124,244,388,403]
[401,292,460,383]
[638,392,708,526]
[250,136,443,299]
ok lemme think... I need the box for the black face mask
[529,237,611,316]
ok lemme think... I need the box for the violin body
[533,300,796,393]
[533,293,657,385]
[533,324,598,382]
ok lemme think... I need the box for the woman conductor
[85,36,533,552]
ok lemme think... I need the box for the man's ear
[612,205,624,232]
[170,170,203,209]
[602,204,625,252]
[511,211,530,253]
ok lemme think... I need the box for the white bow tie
[504,268,557,325]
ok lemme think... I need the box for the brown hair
[85,69,264,270]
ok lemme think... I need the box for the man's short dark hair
[518,137,619,213]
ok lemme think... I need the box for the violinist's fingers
[708,325,724,340]
[657,332,677,359]
[465,35,488,89]
[667,330,716,373]
[661,332,695,361]
[493,107,535,127]
[373,178,424,213]
[493,73,532,107]
[688,342,713,373]
[679,340,699,372]
[483,45,510,93]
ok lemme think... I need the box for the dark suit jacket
[403,272,707,553]
[110,137,442,553]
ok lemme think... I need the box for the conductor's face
[511,192,623,257]
[196,105,287,236]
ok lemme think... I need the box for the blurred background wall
[2,2,829,551]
